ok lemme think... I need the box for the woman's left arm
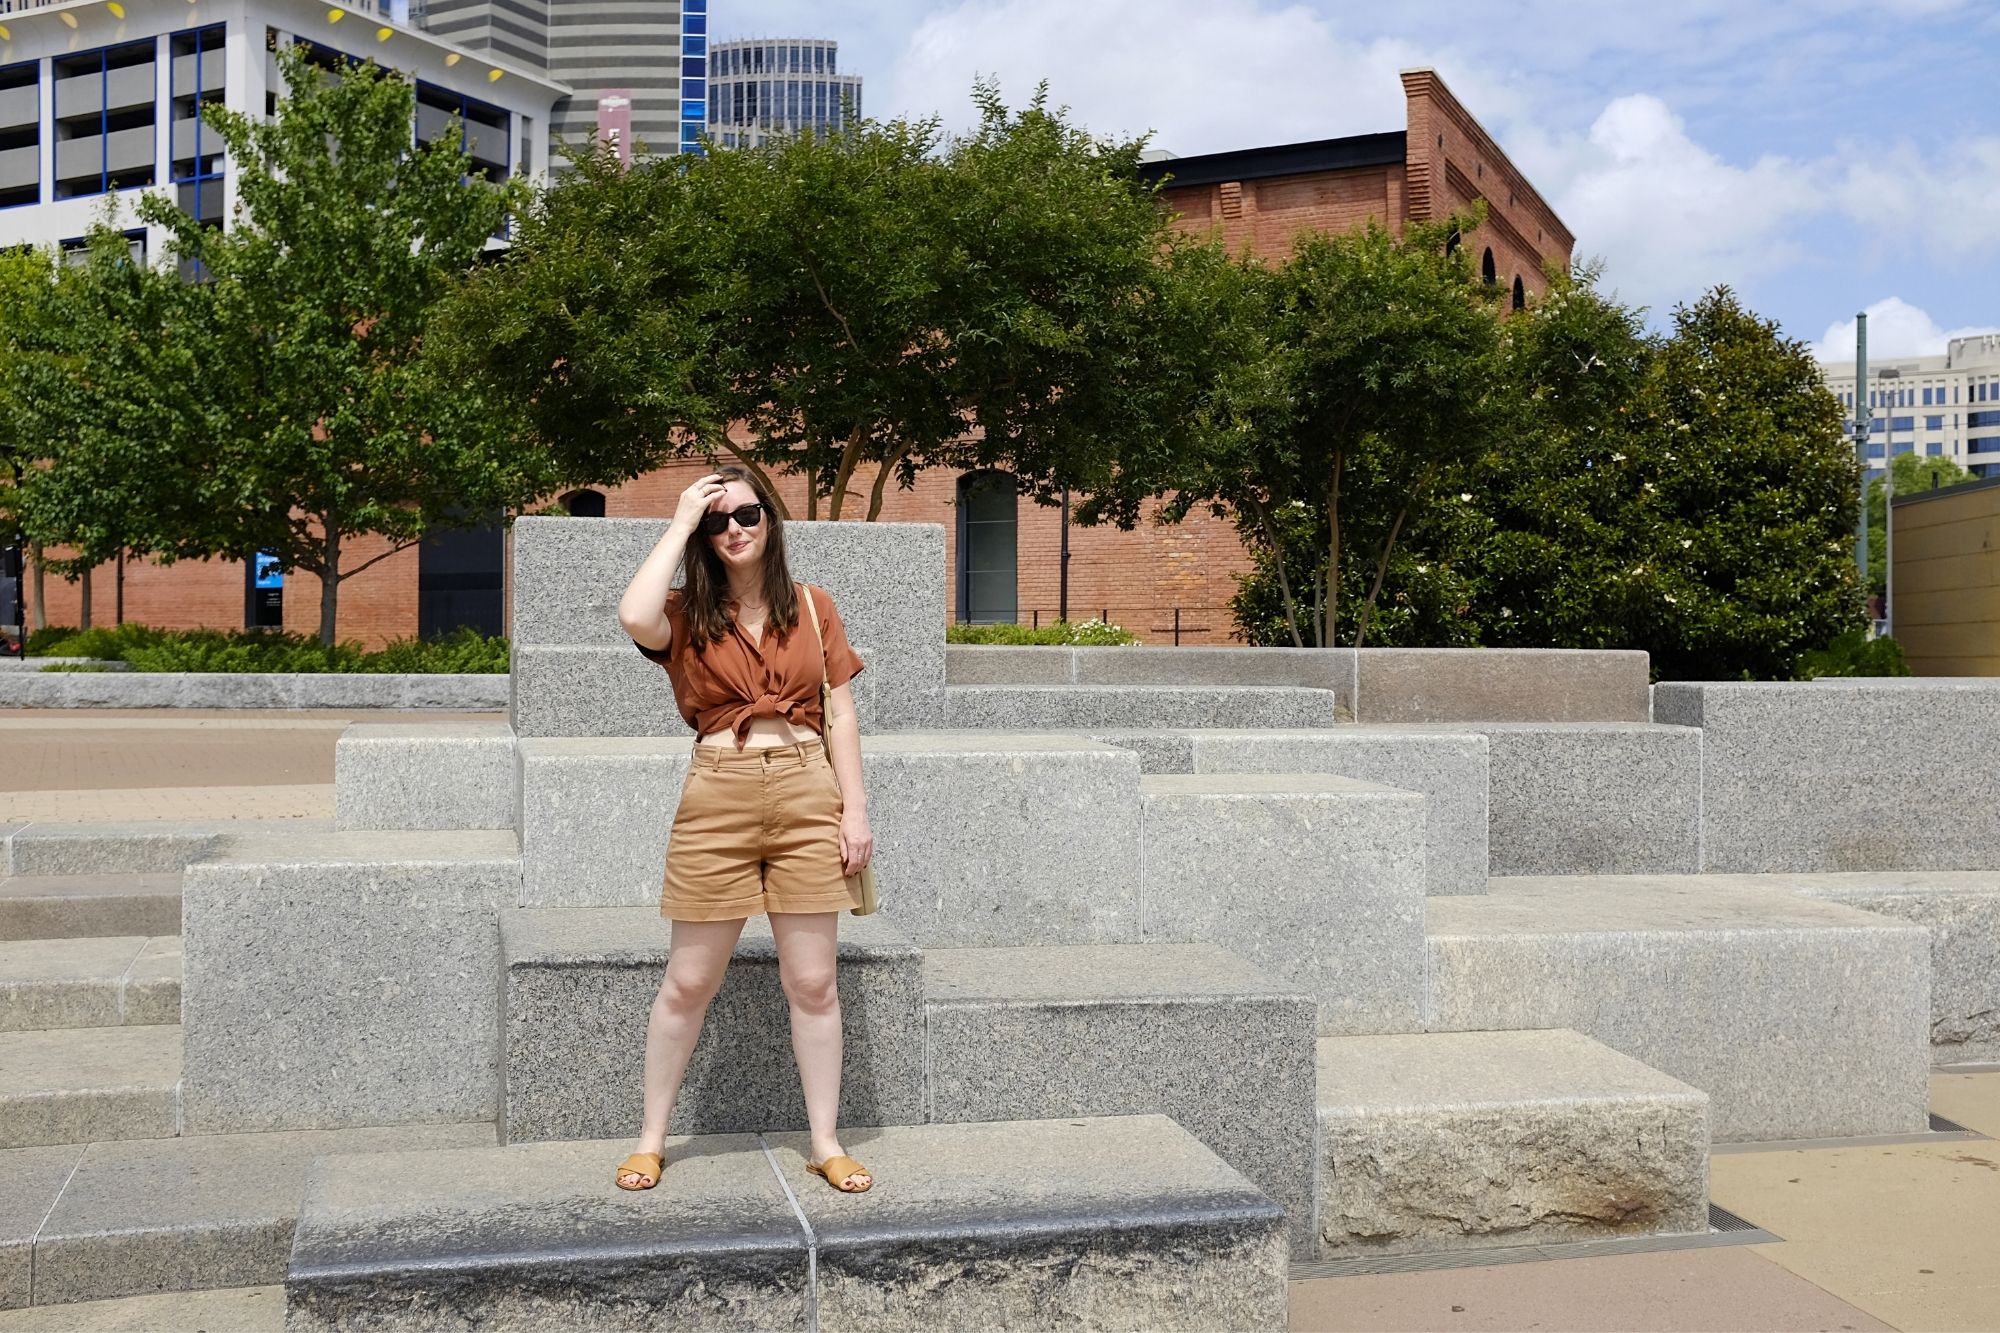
[825,680,872,872]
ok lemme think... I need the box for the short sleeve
[813,586,865,688]
[630,589,682,668]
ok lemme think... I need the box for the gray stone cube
[923,943,1318,1255]
[1656,680,2000,872]
[516,737,691,907]
[500,908,923,1142]
[180,830,521,1132]
[1351,649,1651,723]
[334,721,517,831]
[943,685,1342,730]
[1139,774,1427,1034]
[1316,1029,1709,1256]
[1186,728,1489,895]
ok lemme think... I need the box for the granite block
[767,1116,1288,1333]
[0,874,182,941]
[0,1285,285,1329]
[1766,871,2000,1065]
[285,1134,809,1332]
[1086,729,1198,775]
[31,1123,494,1306]
[121,938,181,1026]
[179,831,521,1133]
[0,936,178,1031]
[1187,728,1489,895]
[0,1025,181,1149]
[333,722,517,831]
[1427,876,1933,1140]
[509,516,945,731]
[0,674,505,710]
[0,1144,84,1308]
[943,684,1342,730]
[509,644,698,739]
[1316,1030,1709,1256]
[0,824,18,879]
[1384,723,1699,876]
[861,734,1142,946]
[1352,649,1652,723]
[1074,647,1357,701]
[923,943,1318,1254]
[1139,774,1427,1034]
[500,908,923,1141]
[515,737,690,907]
[1656,680,2000,872]
[943,644,1076,685]
[5,821,331,877]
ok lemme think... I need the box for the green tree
[1867,452,1969,597]
[0,246,53,630]
[111,42,542,643]
[429,82,1201,520]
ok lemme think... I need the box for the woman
[612,465,875,1195]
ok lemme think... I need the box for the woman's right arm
[617,472,725,651]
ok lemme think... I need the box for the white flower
[1459,492,1473,502]
[1499,607,1512,618]
[1415,564,1430,574]
[1611,453,1626,462]
[1664,595,1678,604]
[1681,538,1693,548]
[1643,482,1656,492]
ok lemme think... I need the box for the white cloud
[1839,138,2000,263]
[1810,297,2000,361]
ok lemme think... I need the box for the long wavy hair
[677,465,801,654]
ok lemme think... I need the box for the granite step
[0,1286,283,1331]
[284,1116,1289,1332]
[1316,1028,1710,1259]
[0,873,181,941]
[943,684,1343,730]
[0,1024,181,1149]
[1425,876,1933,1142]
[2,819,334,877]
[0,936,179,1031]
[0,1123,494,1308]
[923,942,1317,1255]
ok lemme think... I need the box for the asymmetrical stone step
[944,684,1343,730]
[179,830,521,1135]
[1425,876,1933,1141]
[499,907,924,1143]
[2,819,334,877]
[0,874,181,941]
[1702,871,2000,1066]
[0,1024,181,1149]
[0,1122,494,1308]
[0,1286,282,1330]
[285,1117,1288,1333]
[1140,773,1427,1035]
[0,936,179,1031]
[923,942,1317,1254]
[333,720,517,831]
[1315,1029,1710,1258]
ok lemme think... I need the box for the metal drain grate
[1930,1112,1972,1134]
[1707,1202,1762,1234]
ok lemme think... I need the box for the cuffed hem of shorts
[765,886,863,915]
[659,891,769,922]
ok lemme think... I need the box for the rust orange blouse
[631,582,865,747]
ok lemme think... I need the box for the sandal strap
[812,1154,867,1185]
[618,1152,663,1174]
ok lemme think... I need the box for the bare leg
[770,910,871,1189]
[620,915,747,1188]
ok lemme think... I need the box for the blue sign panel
[254,551,283,590]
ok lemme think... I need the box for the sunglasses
[699,503,766,537]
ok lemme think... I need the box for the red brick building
[21,69,1570,648]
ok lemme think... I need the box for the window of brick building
[419,509,505,638]
[955,471,1017,624]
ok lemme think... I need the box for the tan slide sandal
[615,1151,664,1191]
[806,1154,873,1193]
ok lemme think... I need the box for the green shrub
[24,625,81,655]
[1795,629,1911,679]
[36,662,111,672]
[946,618,1140,646]
[25,623,510,672]
[27,624,169,659]
[362,627,511,674]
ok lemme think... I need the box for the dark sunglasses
[699,503,766,537]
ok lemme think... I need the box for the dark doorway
[955,471,1017,624]
[558,489,606,517]
[1512,275,1526,310]
[1481,247,1496,286]
[419,510,505,638]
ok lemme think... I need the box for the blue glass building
[706,38,861,147]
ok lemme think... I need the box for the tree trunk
[827,426,866,522]
[866,448,908,522]
[1248,495,1304,648]
[1353,463,1438,649]
[714,437,790,521]
[318,527,341,646]
[1323,454,1344,648]
[79,566,91,631]
[29,542,45,632]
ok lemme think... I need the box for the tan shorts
[661,738,862,921]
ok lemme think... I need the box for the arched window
[1481,247,1496,286]
[1445,228,1461,257]
[557,489,606,518]
[955,471,1018,624]
[1511,275,1525,311]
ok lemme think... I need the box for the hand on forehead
[712,480,759,509]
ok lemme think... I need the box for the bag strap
[799,583,831,741]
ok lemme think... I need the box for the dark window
[955,472,1018,624]
[557,489,606,518]
[418,511,505,638]
[1481,247,1496,285]
[1511,275,1525,310]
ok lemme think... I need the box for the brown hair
[677,464,801,654]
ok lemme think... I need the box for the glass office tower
[707,38,861,148]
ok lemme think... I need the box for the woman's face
[706,478,770,576]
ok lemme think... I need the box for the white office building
[707,38,860,149]
[1819,334,2000,479]
[0,0,568,258]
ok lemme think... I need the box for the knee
[781,964,839,1015]
[655,966,724,1018]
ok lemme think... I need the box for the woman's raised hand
[670,474,727,535]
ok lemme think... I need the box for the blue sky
[720,0,2000,361]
